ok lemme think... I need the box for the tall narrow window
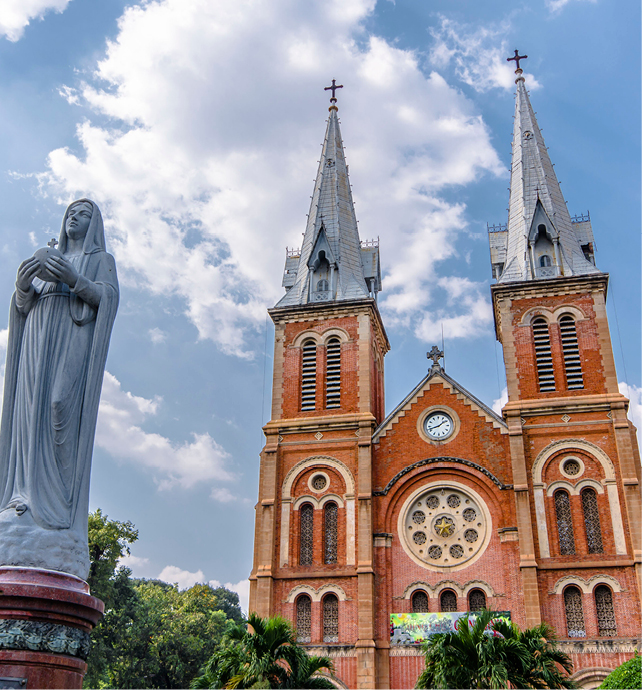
[581,488,603,554]
[323,594,339,642]
[299,503,314,566]
[532,318,555,391]
[555,490,576,555]
[540,255,552,267]
[325,338,341,409]
[468,589,486,611]
[595,586,617,637]
[440,590,457,612]
[564,586,585,637]
[301,340,317,411]
[560,315,584,389]
[296,595,312,643]
[324,502,338,564]
[412,590,429,613]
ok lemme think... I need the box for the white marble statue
[0,199,118,580]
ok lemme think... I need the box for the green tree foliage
[191,613,335,689]
[599,652,641,689]
[415,609,577,689]
[84,510,243,689]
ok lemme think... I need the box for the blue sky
[0,0,639,610]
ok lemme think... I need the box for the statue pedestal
[0,567,103,689]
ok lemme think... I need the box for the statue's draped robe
[0,201,118,571]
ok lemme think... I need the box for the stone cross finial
[507,49,528,71]
[47,238,58,249]
[324,79,343,103]
[427,345,444,369]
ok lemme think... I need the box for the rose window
[402,486,489,569]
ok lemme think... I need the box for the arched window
[324,502,338,564]
[317,279,329,292]
[555,490,576,555]
[325,338,341,409]
[295,595,312,643]
[323,594,339,643]
[564,586,585,637]
[540,254,552,267]
[301,340,317,411]
[581,488,603,554]
[594,585,617,637]
[532,318,555,391]
[440,590,457,612]
[468,589,486,611]
[559,315,584,389]
[412,590,429,613]
[299,503,314,566]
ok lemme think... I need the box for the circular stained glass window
[311,474,327,491]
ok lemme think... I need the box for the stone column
[0,568,103,689]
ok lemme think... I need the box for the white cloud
[429,16,541,92]
[210,578,250,614]
[119,553,150,570]
[546,0,597,13]
[96,371,235,490]
[619,381,642,448]
[39,0,505,355]
[158,565,205,590]
[492,386,508,416]
[149,327,167,344]
[0,0,72,42]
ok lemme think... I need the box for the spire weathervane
[507,49,528,71]
[427,345,444,371]
[324,79,343,104]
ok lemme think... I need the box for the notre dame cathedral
[249,61,641,689]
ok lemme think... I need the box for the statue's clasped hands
[16,255,79,290]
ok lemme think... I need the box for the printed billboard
[390,611,511,645]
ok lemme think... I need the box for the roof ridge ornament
[427,345,444,372]
[507,49,528,83]
[324,79,343,112]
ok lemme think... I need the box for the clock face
[424,412,453,440]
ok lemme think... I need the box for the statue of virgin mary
[0,199,119,580]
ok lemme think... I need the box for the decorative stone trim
[550,574,623,595]
[399,579,499,599]
[532,439,615,484]
[282,456,355,498]
[304,645,357,659]
[0,620,90,660]
[389,646,424,657]
[293,493,344,510]
[560,456,585,479]
[557,638,638,654]
[373,457,512,496]
[285,583,349,603]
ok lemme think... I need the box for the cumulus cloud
[40,0,504,355]
[158,565,205,590]
[149,327,167,344]
[96,371,235,490]
[210,578,250,614]
[429,16,541,92]
[619,381,642,447]
[0,0,72,42]
[546,0,596,13]
[119,553,150,570]
[492,386,508,416]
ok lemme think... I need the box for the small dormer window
[317,279,329,291]
[540,255,552,267]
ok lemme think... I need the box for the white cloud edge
[0,0,73,42]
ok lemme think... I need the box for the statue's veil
[57,199,106,255]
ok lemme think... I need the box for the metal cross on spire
[324,79,343,103]
[427,345,444,369]
[507,49,528,71]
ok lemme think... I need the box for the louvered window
[299,503,314,566]
[468,589,486,611]
[323,594,339,642]
[595,586,617,637]
[581,488,603,554]
[440,590,457,612]
[301,340,317,411]
[296,595,312,642]
[325,338,341,408]
[560,315,584,389]
[324,502,338,564]
[412,591,429,613]
[564,586,585,637]
[532,318,555,391]
[555,490,576,555]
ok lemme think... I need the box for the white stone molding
[575,478,604,495]
[292,493,344,511]
[553,306,587,322]
[320,326,350,344]
[319,493,344,508]
[291,329,324,347]
[533,486,550,558]
[550,574,623,595]
[571,667,611,688]
[559,456,585,479]
[532,439,615,484]
[400,579,497,599]
[281,456,356,567]
[285,583,348,603]
[604,480,627,554]
[546,480,575,497]
[308,471,330,493]
[462,580,496,597]
[519,304,587,326]
[401,581,436,599]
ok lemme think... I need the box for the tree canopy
[599,652,641,689]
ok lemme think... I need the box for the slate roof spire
[489,60,599,283]
[276,90,380,307]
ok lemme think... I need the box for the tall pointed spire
[490,57,599,283]
[276,88,380,308]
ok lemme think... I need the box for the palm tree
[415,609,577,689]
[190,613,335,689]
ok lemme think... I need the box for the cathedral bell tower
[489,54,641,645]
[249,85,389,688]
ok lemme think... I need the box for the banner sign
[390,611,511,645]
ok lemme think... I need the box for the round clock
[424,411,453,440]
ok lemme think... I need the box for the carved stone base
[0,567,103,689]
